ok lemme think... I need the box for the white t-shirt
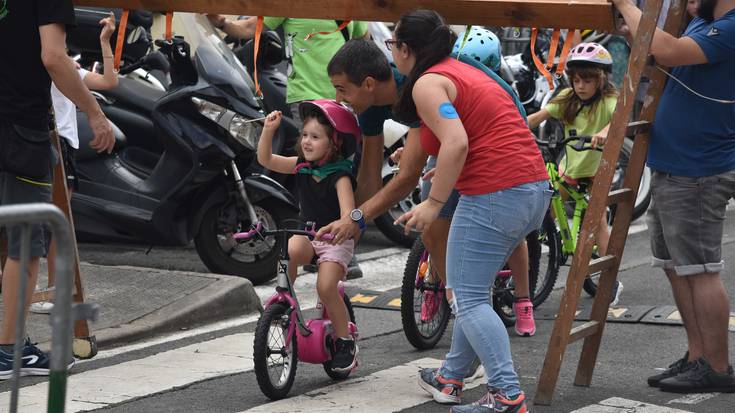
[50,68,89,149]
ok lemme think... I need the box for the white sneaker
[29,302,54,314]
[611,281,624,307]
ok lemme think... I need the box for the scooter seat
[75,114,127,161]
[104,77,165,114]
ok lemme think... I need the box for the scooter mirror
[127,26,145,44]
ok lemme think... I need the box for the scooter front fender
[243,173,298,212]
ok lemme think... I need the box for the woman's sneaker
[331,337,358,372]
[419,367,463,404]
[648,352,693,387]
[513,299,536,337]
[450,388,528,413]
[30,301,54,314]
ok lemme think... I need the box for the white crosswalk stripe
[571,397,694,413]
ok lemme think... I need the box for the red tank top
[419,58,548,195]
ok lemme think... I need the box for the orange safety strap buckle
[304,20,351,41]
[113,10,129,72]
[253,16,264,97]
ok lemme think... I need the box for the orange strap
[545,29,561,70]
[304,20,351,41]
[165,11,174,40]
[530,28,555,90]
[113,10,129,72]
[253,16,264,97]
[556,29,577,76]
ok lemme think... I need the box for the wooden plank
[73,0,616,31]
[569,321,599,343]
[607,188,634,206]
[625,120,651,137]
[587,254,615,275]
[573,0,688,389]
[32,288,55,303]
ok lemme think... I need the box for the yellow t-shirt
[544,89,618,179]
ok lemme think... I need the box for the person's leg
[665,268,703,361]
[0,258,41,345]
[287,235,314,285]
[507,241,529,298]
[421,218,450,283]
[687,272,730,372]
[316,262,350,337]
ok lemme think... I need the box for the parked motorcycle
[68,13,298,284]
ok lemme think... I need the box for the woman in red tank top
[392,10,550,412]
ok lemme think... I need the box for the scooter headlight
[229,114,261,150]
[192,97,226,122]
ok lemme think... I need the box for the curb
[91,272,262,349]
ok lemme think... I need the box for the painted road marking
[571,397,694,412]
[0,333,255,412]
[242,358,484,412]
[667,393,719,405]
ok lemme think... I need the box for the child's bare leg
[287,236,314,285]
[596,213,610,255]
[507,240,530,299]
[316,262,350,338]
[422,218,451,299]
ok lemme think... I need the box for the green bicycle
[535,128,627,298]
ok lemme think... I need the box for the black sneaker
[659,357,735,393]
[346,257,363,280]
[331,337,358,372]
[648,352,693,387]
[0,338,74,380]
[0,348,14,380]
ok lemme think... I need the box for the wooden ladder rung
[569,321,600,343]
[607,188,635,205]
[626,120,652,136]
[32,287,55,303]
[588,254,616,275]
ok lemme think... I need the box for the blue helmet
[452,27,502,72]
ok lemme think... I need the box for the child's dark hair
[551,65,618,125]
[392,10,457,124]
[328,39,392,86]
[295,108,340,163]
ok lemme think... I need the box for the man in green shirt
[207,15,368,120]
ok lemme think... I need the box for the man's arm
[318,128,427,241]
[40,23,114,153]
[355,133,385,204]
[613,0,707,66]
[207,15,258,40]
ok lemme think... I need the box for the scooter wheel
[254,302,298,400]
[323,295,356,380]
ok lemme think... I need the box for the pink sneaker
[421,288,444,322]
[513,299,536,337]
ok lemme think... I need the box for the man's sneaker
[0,339,74,380]
[513,299,536,337]
[346,257,363,280]
[659,357,735,393]
[648,352,693,387]
[611,280,624,306]
[331,337,358,372]
[419,367,463,404]
[466,358,485,383]
[30,301,54,314]
[450,388,528,413]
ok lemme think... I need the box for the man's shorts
[420,156,460,219]
[647,170,735,276]
[0,120,54,259]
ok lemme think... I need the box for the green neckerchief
[296,159,353,180]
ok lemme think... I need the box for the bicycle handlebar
[233,222,335,242]
[535,131,603,153]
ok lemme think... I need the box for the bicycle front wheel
[253,302,298,400]
[400,238,451,350]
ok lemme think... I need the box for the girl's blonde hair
[550,65,618,125]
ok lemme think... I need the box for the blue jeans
[439,180,551,395]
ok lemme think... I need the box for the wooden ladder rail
[534,0,690,405]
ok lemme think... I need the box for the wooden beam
[73,0,615,31]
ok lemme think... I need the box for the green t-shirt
[544,89,618,179]
[264,18,368,104]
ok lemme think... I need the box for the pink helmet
[566,42,613,72]
[298,100,362,159]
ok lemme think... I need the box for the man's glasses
[384,39,397,51]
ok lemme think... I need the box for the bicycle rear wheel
[400,238,451,350]
[531,213,561,308]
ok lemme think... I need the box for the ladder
[534,0,690,405]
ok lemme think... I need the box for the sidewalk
[0,262,260,350]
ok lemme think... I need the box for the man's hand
[87,111,115,153]
[394,200,442,234]
[317,216,361,245]
[389,147,404,165]
[206,14,226,29]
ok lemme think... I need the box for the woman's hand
[263,111,282,132]
[422,167,436,182]
[394,199,442,235]
[99,12,116,42]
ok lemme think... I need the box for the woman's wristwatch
[349,209,367,234]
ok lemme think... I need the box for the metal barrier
[1,203,76,413]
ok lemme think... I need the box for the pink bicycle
[236,222,358,400]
